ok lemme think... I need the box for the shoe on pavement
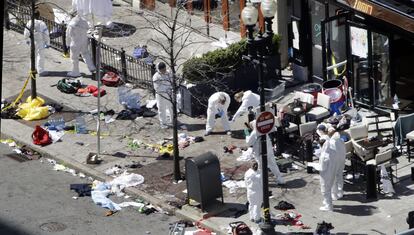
[160,124,168,129]
[277,178,286,185]
[204,131,211,136]
[319,205,333,212]
[226,130,232,135]
[337,192,343,199]
[331,194,339,201]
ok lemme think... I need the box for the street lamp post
[242,1,277,234]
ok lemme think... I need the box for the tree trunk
[171,72,181,181]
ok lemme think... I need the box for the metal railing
[6,0,155,89]
[121,0,133,5]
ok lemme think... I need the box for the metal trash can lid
[301,83,322,93]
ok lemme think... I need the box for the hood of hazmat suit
[208,92,230,114]
[232,91,260,122]
[152,63,172,94]
[24,19,50,48]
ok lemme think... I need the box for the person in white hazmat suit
[244,161,263,223]
[246,120,285,185]
[205,92,231,136]
[66,15,96,77]
[152,62,173,129]
[72,0,113,28]
[317,124,339,211]
[329,127,346,200]
[24,11,50,76]
[231,90,260,122]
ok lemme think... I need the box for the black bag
[274,200,295,210]
[315,221,334,235]
[229,221,252,235]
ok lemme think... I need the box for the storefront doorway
[320,13,392,106]
[393,37,414,100]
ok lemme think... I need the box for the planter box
[265,80,285,102]
[180,54,283,117]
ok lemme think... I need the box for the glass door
[350,23,390,106]
[321,15,391,106]
[321,14,350,81]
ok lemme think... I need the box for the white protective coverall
[72,0,113,27]
[331,132,346,200]
[24,19,50,74]
[152,66,173,127]
[318,135,338,211]
[244,168,263,222]
[206,92,231,133]
[246,121,285,184]
[232,90,260,122]
[66,15,96,77]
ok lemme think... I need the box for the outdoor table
[354,138,392,199]
[284,101,313,125]
[376,97,413,119]
[357,138,390,151]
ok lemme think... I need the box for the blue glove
[26,41,30,45]
[243,129,250,137]
[44,44,50,49]
[217,109,224,117]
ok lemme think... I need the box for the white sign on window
[292,21,300,50]
[350,26,368,58]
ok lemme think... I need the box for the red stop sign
[256,111,275,134]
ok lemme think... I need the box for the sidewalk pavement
[2,5,414,234]
[52,0,241,71]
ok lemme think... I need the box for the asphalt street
[0,143,177,235]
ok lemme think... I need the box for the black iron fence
[121,0,133,5]
[6,0,155,89]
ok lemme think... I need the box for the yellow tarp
[16,96,49,121]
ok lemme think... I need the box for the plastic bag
[17,96,49,121]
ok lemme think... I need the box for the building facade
[286,0,414,106]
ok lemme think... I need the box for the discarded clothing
[315,221,334,234]
[116,109,140,120]
[223,145,237,154]
[70,183,92,197]
[274,201,295,210]
[91,182,121,211]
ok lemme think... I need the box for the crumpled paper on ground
[222,180,246,193]
[237,147,254,162]
[109,172,144,196]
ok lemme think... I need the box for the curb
[175,206,227,235]
[0,130,177,215]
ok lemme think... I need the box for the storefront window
[310,1,325,80]
[371,32,390,104]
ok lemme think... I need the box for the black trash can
[185,152,224,211]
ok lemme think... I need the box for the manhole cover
[39,222,67,232]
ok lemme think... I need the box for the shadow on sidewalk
[333,205,378,216]
[0,218,34,235]
[102,22,137,38]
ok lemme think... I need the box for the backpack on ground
[57,79,81,94]
[229,221,252,235]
